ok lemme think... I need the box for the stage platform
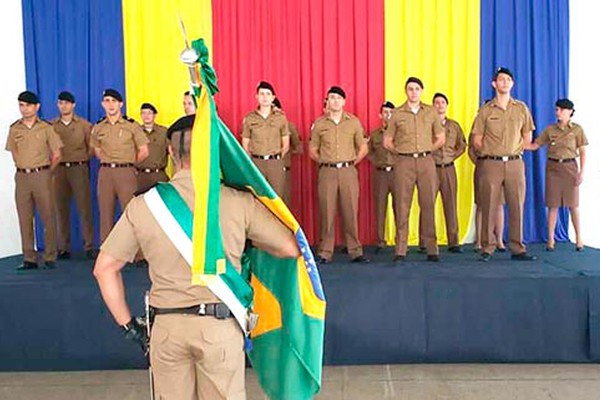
[1,244,599,371]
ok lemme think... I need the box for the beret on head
[140,102,158,114]
[18,91,39,104]
[167,114,195,140]
[432,92,449,104]
[494,67,514,80]
[103,88,123,102]
[555,98,574,110]
[58,91,75,103]
[256,81,275,95]
[327,86,346,99]
[405,77,424,89]
[381,101,395,109]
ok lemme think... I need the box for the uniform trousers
[54,163,94,251]
[137,170,169,191]
[98,166,137,243]
[317,165,363,259]
[15,169,57,262]
[393,155,438,256]
[373,168,395,248]
[479,159,526,254]
[150,315,245,400]
[283,167,292,205]
[252,158,286,198]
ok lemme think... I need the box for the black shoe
[545,246,555,252]
[427,254,440,262]
[351,255,370,264]
[576,244,584,252]
[448,246,463,254]
[511,252,537,261]
[86,249,99,260]
[339,247,348,254]
[496,246,507,253]
[41,261,57,270]
[417,247,427,254]
[480,252,492,262]
[473,247,482,253]
[374,246,383,254]
[315,256,330,265]
[16,261,38,271]
[57,250,71,260]
[393,255,405,262]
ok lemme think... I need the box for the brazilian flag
[188,38,326,399]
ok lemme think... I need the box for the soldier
[52,91,96,260]
[471,67,536,262]
[183,91,196,116]
[5,91,63,270]
[309,86,369,264]
[418,93,467,253]
[528,98,588,251]
[136,103,169,190]
[273,98,303,205]
[383,77,445,262]
[241,81,290,197]
[368,101,396,253]
[93,115,299,400]
[90,89,149,244]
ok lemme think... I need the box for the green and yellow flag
[188,38,326,400]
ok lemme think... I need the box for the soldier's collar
[20,116,40,128]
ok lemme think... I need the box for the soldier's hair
[170,129,192,165]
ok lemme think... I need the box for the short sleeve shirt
[368,127,395,167]
[51,115,92,162]
[90,117,149,163]
[433,118,466,164]
[383,102,444,154]
[283,122,303,168]
[241,109,289,156]
[136,124,168,169]
[535,122,588,159]
[5,118,63,169]
[309,112,365,163]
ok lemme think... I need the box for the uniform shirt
[535,122,588,160]
[5,118,63,169]
[433,118,466,165]
[136,124,168,169]
[100,170,296,309]
[368,126,395,167]
[309,112,365,163]
[467,131,479,164]
[471,97,535,156]
[383,102,444,154]
[51,115,92,162]
[90,117,148,163]
[241,109,289,156]
[283,122,303,168]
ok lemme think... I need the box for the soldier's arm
[93,251,131,325]
[247,198,300,259]
[50,149,61,170]
[522,130,535,151]
[136,144,149,162]
[355,142,368,164]
[454,124,467,158]
[308,123,320,162]
[577,146,586,185]
[242,138,251,154]
[281,135,290,157]
[432,130,446,151]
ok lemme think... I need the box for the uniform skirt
[545,160,579,207]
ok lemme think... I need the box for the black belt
[151,303,233,319]
[100,162,135,168]
[548,157,576,164]
[60,161,88,167]
[398,151,431,158]
[478,155,522,162]
[283,166,291,172]
[376,166,394,172]
[137,167,164,173]
[436,161,454,168]
[320,161,354,168]
[17,165,50,174]
[252,153,281,160]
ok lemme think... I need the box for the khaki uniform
[90,117,149,243]
[368,126,396,248]
[136,124,169,190]
[101,170,294,400]
[283,123,303,204]
[5,118,63,262]
[419,118,466,247]
[51,115,94,252]
[310,112,365,260]
[384,102,444,256]
[535,122,588,207]
[242,109,289,197]
[471,98,535,254]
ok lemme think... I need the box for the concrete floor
[1,364,599,400]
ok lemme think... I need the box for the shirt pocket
[486,116,503,135]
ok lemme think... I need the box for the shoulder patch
[10,119,20,127]
[96,116,106,124]
[123,115,136,123]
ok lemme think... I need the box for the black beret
[405,77,424,89]
[102,88,123,102]
[327,86,346,99]
[432,92,449,104]
[555,98,574,110]
[167,114,195,140]
[381,101,395,109]
[494,67,514,80]
[256,81,275,95]
[272,98,282,109]
[58,91,75,103]
[140,102,158,114]
[18,91,39,104]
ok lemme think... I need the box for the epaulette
[123,115,136,123]
[96,116,106,124]
[134,182,159,197]
[9,119,20,127]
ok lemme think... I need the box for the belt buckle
[198,304,206,316]
[412,153,418,158]
[558,159,564,163]
[385,166,392,172]
[501,156,509,162]
[25,168,32,173]
[335,162,343,168]
[110,163,117,168]
[65,162,71,167]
